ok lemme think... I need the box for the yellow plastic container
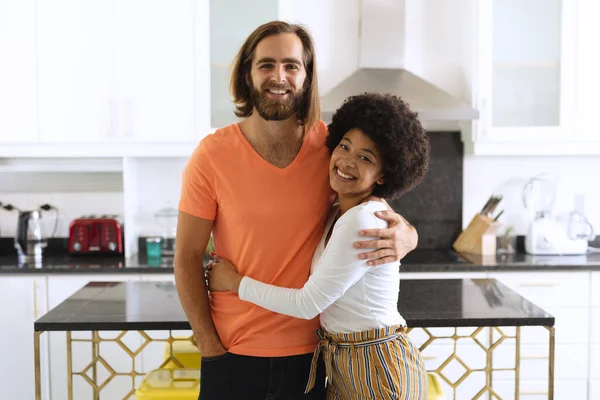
[163,339,201,369]
[427,373,446,400]
[135,369,200,400]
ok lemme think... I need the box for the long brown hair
[230,21,320,133]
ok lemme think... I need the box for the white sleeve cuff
[238,276,251,300]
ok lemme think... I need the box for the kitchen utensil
[480,195,503,217]
[493,210,504,221]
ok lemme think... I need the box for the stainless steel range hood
[320,0,479,125]
[321,68,479,122]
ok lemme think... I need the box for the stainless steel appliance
[15,209,48,263]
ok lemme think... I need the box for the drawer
[492,379,588,400]
[419,342,587,383]
[519,307,589,345]
[591,380,600,400]
[491,272,590,308]
[505,308,589,346]
[591,345,600,379]
[492,344,588,381]
[593,273,600,307]
[592,308,600,344]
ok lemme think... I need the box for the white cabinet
[36,0,208,145]
[591,380,600,400]
[590,292,600,380]
[492,271,591,398]
[0,0,38,143]
[475,0,576,143]
[592,272,600,307]
[46,275,140,400]
[493,379,588,400]
[114,0,199,142]
[0,276,49,400]
[575,0,600,141]
[471,0,600,155]
[491,271,590,309]
[491,271,590,347]
[36,0,114,144]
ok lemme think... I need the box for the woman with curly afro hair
[208,93,430,399]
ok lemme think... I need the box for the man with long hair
[175,21,419,399]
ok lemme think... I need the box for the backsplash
[388,131,463,250]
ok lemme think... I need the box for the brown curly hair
[325,93,430,199]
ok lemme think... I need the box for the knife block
[453,214,502,255]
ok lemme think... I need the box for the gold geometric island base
[34,326,555,400]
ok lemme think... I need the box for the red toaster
[68,215,123,254]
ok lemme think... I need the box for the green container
[146,237,162,259]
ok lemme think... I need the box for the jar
[145,237,162,259]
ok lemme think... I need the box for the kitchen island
[33,279,555,400]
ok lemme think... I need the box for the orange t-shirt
[179,121,335,357]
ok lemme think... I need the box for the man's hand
[353,210,418,266]
[197,339,227,358]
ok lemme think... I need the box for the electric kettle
[15,209,48,263]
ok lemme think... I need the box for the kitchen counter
[34,278,554,331]
[2,249,600,274]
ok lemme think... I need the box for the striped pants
[306,325,427,400]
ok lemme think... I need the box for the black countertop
[34,279,555,332]
[2,250,600,274]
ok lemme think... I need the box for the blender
[155,207,178,257]
[523,174,594,255]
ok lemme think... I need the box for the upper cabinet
[3,0,599,157]
[37,0,115,143]
[114,0,202,142]
[0,0,38,144]
[575,0,600,142]
[471,0,600,155]
[6,0,209,153]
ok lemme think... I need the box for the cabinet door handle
[124,98,134,137]
[521,355,548,360]
[481,98,487,134]
[422,355,437,361]
[517,283,558,288]
[108,99,117,138]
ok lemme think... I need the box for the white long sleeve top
[238,201,405,333]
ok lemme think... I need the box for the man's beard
[249,80,308,122]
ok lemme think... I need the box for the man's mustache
[261,83,294,92]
